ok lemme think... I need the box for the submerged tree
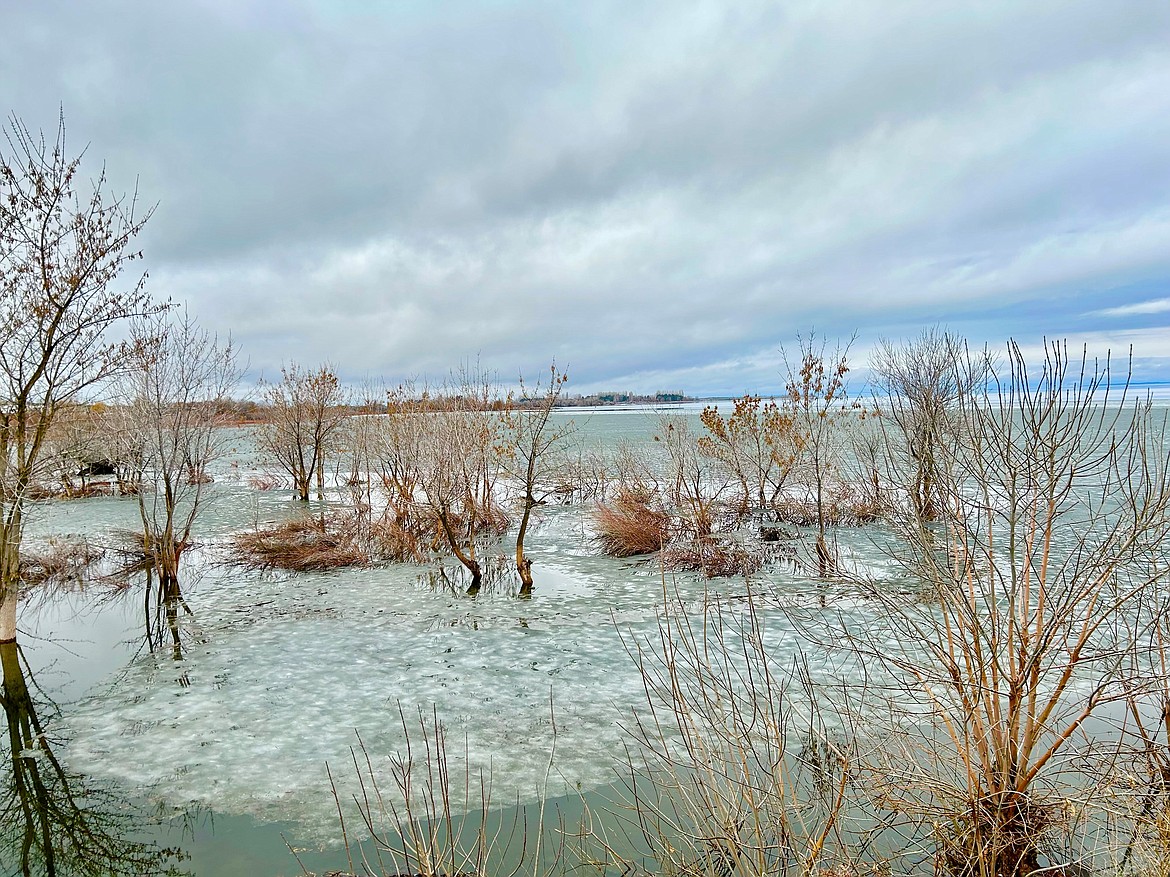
[0,113,159,642]
[0,640,188,874]
[783,336,855,576]
[502,364,570,596]
[698,395,802,516]
[125,311,241,656]
[383,371,508,593]
[256,363,348,501]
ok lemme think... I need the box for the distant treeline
[552,391,691,407]
[209,391,694,423]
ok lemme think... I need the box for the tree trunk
[516,496,534,597]
[436,507,481,591]
[160,569,184,661]
[0,537,21,643]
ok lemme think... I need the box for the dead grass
[662,536,767,578]
[19,537,104,592]
[246,473,285,491]
[233,516,368,572]
[594,487,670,557]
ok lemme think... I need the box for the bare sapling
[328,704,564,877]
[125,310,241,656]
[256,363,349,501]
[502,364,571,596]
[599,585,883,876]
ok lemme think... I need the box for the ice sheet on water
[62,548,693,842]
[48,452,869,847]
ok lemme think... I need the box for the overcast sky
[4,1,1170,395]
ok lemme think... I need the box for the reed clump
[233,516,368,572]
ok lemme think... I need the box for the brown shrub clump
[594,487,670,557]
[662,536,765,579]
[233,516,368,572]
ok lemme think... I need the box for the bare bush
[841,341,1170,876]
[381,372,510,590]
[233,516,368,572]
[327,706,562,877]
[593,589,884,877]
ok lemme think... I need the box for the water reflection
[142,567,195,663]
[0,640,189,875]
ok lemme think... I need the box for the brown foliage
[19,538,104,592]
[594,487,670,557]
[233,516,368,572]
[662,536,766,578]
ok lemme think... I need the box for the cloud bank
[4,1,1170,394]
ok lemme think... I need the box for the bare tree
[125,311,241,656]
[849,341,1170,875]
[502,364,570,595]
[256,363,348,501]
[0,113,158,642]
[383,371,508,592]
[869,327,986,521]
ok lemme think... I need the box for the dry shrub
[20,537,104,592]
[247,473,285,490]
[594,487,670,557]
[663,536,766,578]
[774,483,881,528]
[368,509,431,564]
[233,516,367,572]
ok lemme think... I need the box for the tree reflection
[0,640,188,875]
[142,566,194,663]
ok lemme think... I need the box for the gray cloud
[4,1,1170,394]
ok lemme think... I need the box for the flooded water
[11,406,847,875]
[11,399,1160,875]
